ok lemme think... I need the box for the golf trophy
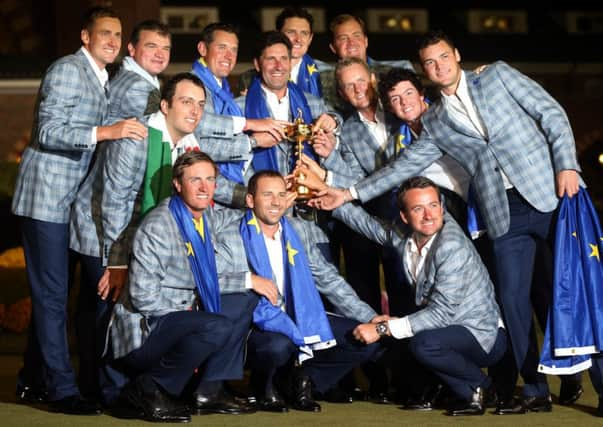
[285,108,314,201]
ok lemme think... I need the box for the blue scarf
[169,196,220,313]
[191,58,245,184]
[245,77,316,173]
[241,210,335,361]
[296,54,322,97]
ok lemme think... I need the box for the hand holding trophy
[285,108,314,201]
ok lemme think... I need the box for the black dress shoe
[256,390,288,413]
[193,389,255,415]
[447,387,485,416]
[522,395,553,412]
[559,380,583,405]
[120,378,191,423]
[403,397,433,411]
[315,386,353,403]
[49,395,102,415]
[290,374,321,412]
[495,395,552,415]
[15,384,48,404]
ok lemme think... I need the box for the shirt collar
[441,70,468,102]
[407,231,438,257]
[80,46,109,87]
[122,56,160,89]
[147,110,197,149]
[357,100,384,125]
[261,83,289,105]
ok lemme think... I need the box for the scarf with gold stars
[296,54,322,97]
[241,209,335,361]
[169,195,220,312]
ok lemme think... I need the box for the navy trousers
[490,189,554,398]
[410,325,507,401]
[247,314,380,394]
[122,310,231,396]
[20,218,79,400]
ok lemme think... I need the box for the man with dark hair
[213,170,381,413]
[110,151,256,422]
[329,176,506,416]
[315,29,584,414]
[238,6,329,97]
[12,6,147,415]
[192,22,291,201]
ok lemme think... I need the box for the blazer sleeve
[102,137,146,266]
[354,132,443,203]
[37,60,97,152]
[295,220,378,322]
[494,61,580,173]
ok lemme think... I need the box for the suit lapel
[76,49,106,99]
[411,231,442,306]
[465,70,498,139]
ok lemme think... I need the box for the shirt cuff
[108,265,128,269]
[244,272,253,289]
[388,316,414,339]
[349,186,359,200]
[92,126,98,144]
[233,116,246,134]
[325,170,333,186]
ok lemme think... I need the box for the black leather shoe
[256,390,288,413]
[559,380,583,405]
[15,384,48,404]
[315,386,353,403]
[447,387,485,416]
[291,375,321,412]
[495,397,526,415]
[193,389,255,415]
[522,395,553,412]
[49,395,102,415]
[120,378,190,423]
[404,397,433,411]
[484,385,498,408]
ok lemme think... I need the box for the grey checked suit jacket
[213,215,377,323]
[110,199,243,359]
[325,110,403,189]
[70,67,156,258]
[353,61,580,238]
[12,49,108,223]
[335,204,501,352]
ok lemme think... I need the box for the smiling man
[12,6,147,415]
[69,18,171,404]
[212,170,380,413]
[332,176,506,416]
[110,151,257,422]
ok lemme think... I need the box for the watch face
[376,322,388,336]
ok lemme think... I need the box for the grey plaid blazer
[12,49,109,223]
[325,110,403,189]
[213,214,377,323]
[110,199,243,359]
[70,67,157,258]
[354,61,580,239]
[335,204,501,353]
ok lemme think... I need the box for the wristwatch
[249,135,258,149]
[375,321,389,337]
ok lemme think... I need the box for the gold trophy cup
[285,108,314,201]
